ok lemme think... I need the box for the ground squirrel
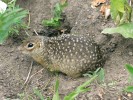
[18,34,104,77]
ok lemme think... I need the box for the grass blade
[125,64,133,82]
[64,75,97,100]
[52,79,60,100]
[124,86,133,92]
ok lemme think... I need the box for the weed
[17,93,25,100]
[125,64,133,82]
[124,86,133,92]
[63,75,97,100]
[31,74,97,100]
[2,0,12,4]
[84,68,105,84]
[0,0,28,44]
[102,0,133,39]
[33,88,45,100]
[124,64,133,92]
[42,0,67,28]
[110,0,132,25]
[52,79,60,100]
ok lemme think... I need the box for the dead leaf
[97,87,105,99]
[100,4,110,19]
[117,96,122,100]
[91,0,106,8]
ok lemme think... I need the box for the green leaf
[33,88,45,100]
[54,3,62,18]
[125,64,133,76]
[52,79,60,100]
[102,23,133,38]
[42,1,67,28]
[42,17,61,27]
[124,86,133,92]
[17,93,25,99]
[64,75,97,100]
[110,0,125,20]
[110,0,132,25]
[125,64,133,82]
[96,68,105,83]
[83,68,105,84]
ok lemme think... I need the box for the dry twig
[21,61,33,89]
[34,29,39,35]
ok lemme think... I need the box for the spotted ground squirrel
[18,34,104,77]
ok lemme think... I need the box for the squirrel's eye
[27,43,34,48]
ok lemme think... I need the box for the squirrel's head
[18,36,48,59]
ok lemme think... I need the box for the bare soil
[0,0,133,100]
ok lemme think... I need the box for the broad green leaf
[119,2,132,25]
[102,23,133,38]
[124,86,133,92]
[110,0,132,25]
[110,0,125,20]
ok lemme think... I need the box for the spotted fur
[19,34,104,77]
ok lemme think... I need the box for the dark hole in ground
[37,13,72,37]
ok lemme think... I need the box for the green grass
[63,75,97,100]
[0,0,28,44]
[20,74,98,100]
[52,79,60,100]
[31,68,105,100]
[84,68,105,84]
[33,88,45,100]
[42,0,67,28]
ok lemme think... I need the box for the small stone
[7,48,14,53]
[14,55,19,60]
[127,93,132,98]
[128,52,133,56]
[87,15,92,19]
